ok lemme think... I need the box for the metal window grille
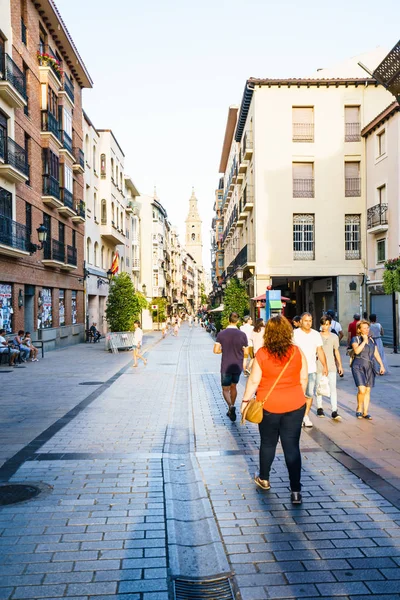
[345,214,361,259]
[293,214,315,260]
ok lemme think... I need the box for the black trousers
[258,404,306,492]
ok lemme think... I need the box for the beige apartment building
[362,101,400,345]
[218,51,393,326]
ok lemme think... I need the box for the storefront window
[0,284,13,333]
[39,288,52,329]
[71,291,77,325]
[59,290,65,326]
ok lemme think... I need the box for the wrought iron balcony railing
[73,147,85,169]
[293,123,314,142]
[75,201,85,218]
[42,174,60,199]
[60,187,73,209]
[0,53,27,100]
[67,245,77,266]
[345,122,361,142]
[0,214,31,252]
[41,110,60,139]
[293,178,314,198]
[0,136,29,177]
[43,238,65,263]
[345,177,361,197]
[367,203,388,229]
[60,131,73,154]
[63,75,74,103]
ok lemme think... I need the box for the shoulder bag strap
[263,347,296,405]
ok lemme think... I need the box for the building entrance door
[24,285,35,333]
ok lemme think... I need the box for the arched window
[93,193,97,220]
[111,158,114,182]
[120,172,123,190]
[86,237,92,264]
[111,202,115,224]
[94,242,99,267]
[85,134,89,164]
[101,245,105,269]
[191,233,195,241]
[116,165,119,186]
[93,145,97,173]
[100,153,106,177]
[101,199,107,224]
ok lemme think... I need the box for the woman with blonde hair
[241,314,308,504]
[351,319,385,420]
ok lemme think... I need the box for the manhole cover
[0,484,41,506]
[174,577,234,600]
[79,381,105,386]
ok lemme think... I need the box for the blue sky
[57,0,400,267]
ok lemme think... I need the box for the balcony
[345,177,361,197]
[72,201,86,223]
[62,245,77,271]
[59,131,74,161]
[0,137,29,183]
[72,148,85,173]
[367,203,389,234]
[0,215,31,258]
[345,122,361,142]
[293,123,314,143]
[227,244,256,277]
[57,188,74,217]
[293,178,314,198]
[61,74,74,105]
[37,46,62,89]
[132,258,140,271]
[101,220,125,245]
[41,111,62,147]
[243,131,253,160]
[42,175,62,208]
[0,53,27,108]
[42,238,65,268]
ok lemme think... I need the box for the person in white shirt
[0,329,20,366]
[132,320,147,367]
[293,313,328,427]
[240,316,254,375]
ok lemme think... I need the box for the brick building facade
[0,0,92,349]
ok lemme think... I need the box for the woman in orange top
[241,314,308,504]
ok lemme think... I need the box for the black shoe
[227,406,236,422]
[331,411,342,421]
[291,492,302,505]
[317,408,325,418]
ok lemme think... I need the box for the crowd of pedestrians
[0,328,40,366]
[209,306,389,505]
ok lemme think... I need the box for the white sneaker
[303,415,313,428]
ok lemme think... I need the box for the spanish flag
[110,251,119,275]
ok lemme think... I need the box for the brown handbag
[241,348,296,425]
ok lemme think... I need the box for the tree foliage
[221,277,250,329]
[383,258,400,295]
[150,297,167,322]
[105,273,144,332]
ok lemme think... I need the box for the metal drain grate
[0,484,41,506]
[174,577,234,600]
[79,381,105,386]
[0,370,13,373]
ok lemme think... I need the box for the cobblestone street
[1,326,400,599]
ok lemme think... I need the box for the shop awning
[208,304,224,313]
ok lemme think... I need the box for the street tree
[221,277,249,329]
[150,297,167,324]
[106,272,145,332]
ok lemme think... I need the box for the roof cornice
[361,100,400,136]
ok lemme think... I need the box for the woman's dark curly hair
[263,314,294,359]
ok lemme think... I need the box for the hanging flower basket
[37,51,63,77]
[383,257,400,294]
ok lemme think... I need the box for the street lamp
[106,269,113,282]
[30,224,48,253]
[236,268,244,280]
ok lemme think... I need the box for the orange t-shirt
[255,346,305,414]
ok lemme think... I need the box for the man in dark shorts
[213,312,248,422]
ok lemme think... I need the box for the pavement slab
[1,325,400,599]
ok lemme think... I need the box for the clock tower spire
[185,188,203,268]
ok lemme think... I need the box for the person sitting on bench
[89,322,101,342]
[0,329,20,366]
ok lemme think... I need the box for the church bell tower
[185,188,203,268]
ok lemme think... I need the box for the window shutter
[345,106,359,123]
[345,162,360,178]
[292,107,313,124]
[293,163,313,178]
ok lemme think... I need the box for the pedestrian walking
[173,319,179,337]
[347,313,360,347]
[293,312,328,427]
[241,314,308,504]
[213,312,248,422]
[325,310,344,342]
[351,320,385,420]
[188,315,193,328]
[316,315,343,420]
[252,318,265,355]
[369,314,389,374]
[240,316,254,376]
[132,320,147,367]
[161,321,167,339]
[292,315,301,329]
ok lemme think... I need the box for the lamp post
[30,224,48,253]
[236,267,244,280]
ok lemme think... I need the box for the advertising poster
[71,291,77,325]
[59,290,65,326]
[39,288,52,329]
[0,284,13,333]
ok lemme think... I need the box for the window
[93,192,97,219]
[94,241,99,266]
[115,165,118,185]
[111,157,114,181]
[24,132,30,184]
[153,272,159,286]
[71,291,77,324]
[47,87,58,117]
[292,107,314,142]
[293,163,314,197]
[345,162,361,197]
[86,237,91,263]
[293,214,315,260]
[93,145,97,173]
[345,106,360,141]
[59,289,65,326]
[58,221,65,244]
[378,184,386,205]
[23,63,29,115]
[85,134,90,165]
[101,199,107,225]
[101,245,104,269]
[63,107,72,136]
[72,229,76,249]
[345,214,361,259]
[111,202,115,224]
[377,239,386,263]
[100,153,106,178]
[64,165,73,193]
[25,202,32,236]
[377,130,386,157]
